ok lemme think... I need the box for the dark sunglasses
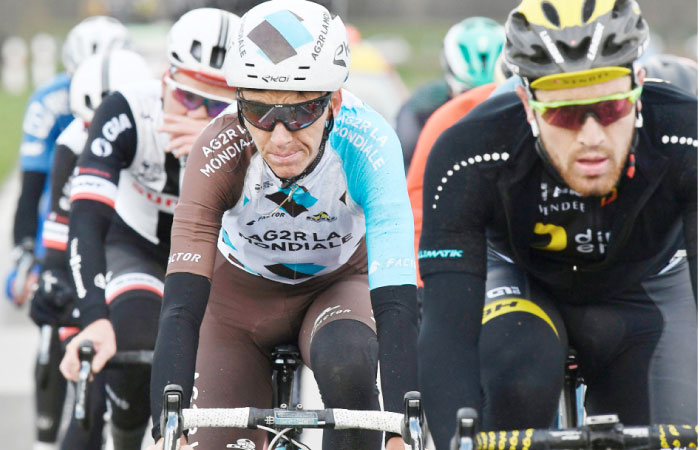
[237,92,332,132]
[164,76,232,118]
[529,86,642,131]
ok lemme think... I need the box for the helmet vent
[528,45,553,65]
[299,66,311,70]
[210,46,226,69]
[85,95,94,110]
[245,63,255,67]
[601,34,625,57]
[170,52,183,63]
[556,36,591,60]
[541,2,561,28]
[582,0,596,23]
[190,40,202,62]
[294,77,306,81]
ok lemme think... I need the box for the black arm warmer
[13,171,47,245]
[67,199,114,326]
[419,271,484,450]
[150,272,210,441]
[369,284,419,415]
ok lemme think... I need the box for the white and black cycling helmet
[504,0,650,87]
[62,16,130,75]
[225,0,350,92]
[168,8,240,87]
[69,49,153,124]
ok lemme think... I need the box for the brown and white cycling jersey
[168,90,417,289]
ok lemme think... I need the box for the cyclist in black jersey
[418,1,697,449]
[56,9,240,450]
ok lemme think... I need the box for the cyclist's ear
[636,67,646,113]
[330,89,343,117]
[515,84,535,122]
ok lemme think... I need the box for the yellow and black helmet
[504,0,649,88]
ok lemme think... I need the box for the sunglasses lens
[173,88,203,110]
[206,100,230,118]
[542,98,634,130]
[240,95,329,132]
[591,98,634,126]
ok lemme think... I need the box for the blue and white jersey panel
[19,72,73,173]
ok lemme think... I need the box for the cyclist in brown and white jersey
[147,2,419,449]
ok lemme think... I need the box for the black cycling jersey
[418,81,697,449]
[420,81,696,298]
[69,85,180,326]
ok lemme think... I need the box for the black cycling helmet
[504,0,650,88]
[643,54,698,96]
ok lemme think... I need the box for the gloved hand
[30,269,77,327]
[5,238,39,305]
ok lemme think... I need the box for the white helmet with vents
[69,49,153,124]
[62,16,130,75]
[225,0,350,92]
[167,8,240,87]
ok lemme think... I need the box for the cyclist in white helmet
[28,48,152,450]
[4,16,130,450]
[56,9,239,450]
[148,1,418,449]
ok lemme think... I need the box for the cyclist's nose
[577,115,605,148]
[269,121,293,145]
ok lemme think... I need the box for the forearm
[150,272,210,441]
[13,171,47,245]
[370,284,419,414]
[419,271,484,450]
[67,200,113,326]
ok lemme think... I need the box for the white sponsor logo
[227,438,256,449]
[368,260,382,275]
[90,113,132,157]
[94,271,112,290]
[486,286,522,299]
[69,238,87,299]
[538,30,565,64]
[575,228,611,254]
[587,23,605,61]
[168,252,202,264]
[91,138,113,157]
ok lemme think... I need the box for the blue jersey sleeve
[19,73,73,173]
[330,94,417,289]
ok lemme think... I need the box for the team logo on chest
[307,211,337,223]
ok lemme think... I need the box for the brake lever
[162,384,184,450]
[75,340,94,428]
[402,391,425,450]
[451,408,479,450]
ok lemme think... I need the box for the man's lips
[575,155,609,176]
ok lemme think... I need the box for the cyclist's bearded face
[520,76,638,197]
[239,89,340,179]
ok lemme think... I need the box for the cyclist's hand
[30,270,76,326]
[59,319,116,381]
[159,113,210,158]
[146,436,192,450]
[387,435,407,450]
[8,269,39,306]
